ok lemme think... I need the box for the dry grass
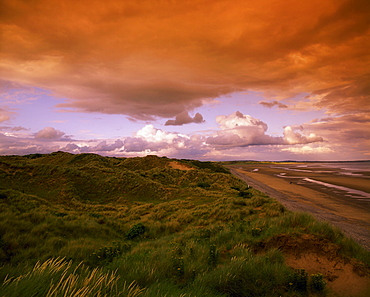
[2,258,145,297]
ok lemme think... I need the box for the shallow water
[302,177,370,201]
[273,161,370,175]
[271,161,370,201]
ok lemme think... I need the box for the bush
[310,273,326,292]
[251,227,262,237]
[126,223,147,240]
[89,242,131,266]
[290,269,308,292]
[208,244,218,267]
[238,191,252,198]
[197,182,211,189]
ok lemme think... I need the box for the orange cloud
[259,101,288,109]
[1,0,369,119]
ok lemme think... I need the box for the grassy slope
[0,152,369,296]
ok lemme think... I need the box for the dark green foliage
[173,257,185,279]
[24,153,44,159]
[310,273,326,292]
[288,270,327,293]
[208,244,218,267]
[54,212,68,217]
[238,190,252,198]
[231,185,253,198]
[290,269,308,292]
[181,159,230,174]
[197,182,211,188]
[0,193,7,200]
[251,227,262,237]
[89,242,131,266]
[126,223,147,240]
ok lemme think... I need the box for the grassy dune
[0,152,369,296]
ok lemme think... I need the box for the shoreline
[227,165,370,250]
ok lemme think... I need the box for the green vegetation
[0,152,369,296]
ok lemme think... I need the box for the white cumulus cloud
[123,125,191,153]
[283,126,323,144]
[206,111,280,147]
[206,111,324,148]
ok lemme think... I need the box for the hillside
[0,152,369,296]
[0,152,231,204]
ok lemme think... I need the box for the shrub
[238,191,252,198]
[310,273,326,292]
[24,153,44,159]
[290,269,308,292]
[251,227,262,237]
[173,257,185,279]
[89,242,131,266]
[208,244,218,267]
[54,212,68,217]
[197,182,211,189]
[126,223,147,240]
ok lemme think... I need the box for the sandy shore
[227,164,370,250]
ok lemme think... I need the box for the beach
[227,162,370,250]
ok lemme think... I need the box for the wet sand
[227,163,370,250]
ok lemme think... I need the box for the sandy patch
[263,233,370,296]
[287,253,370,297]
[169,161,193,171]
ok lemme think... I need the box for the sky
[1,0,369,161]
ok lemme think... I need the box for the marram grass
[1,258,144,297]
[1,153,369,296]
